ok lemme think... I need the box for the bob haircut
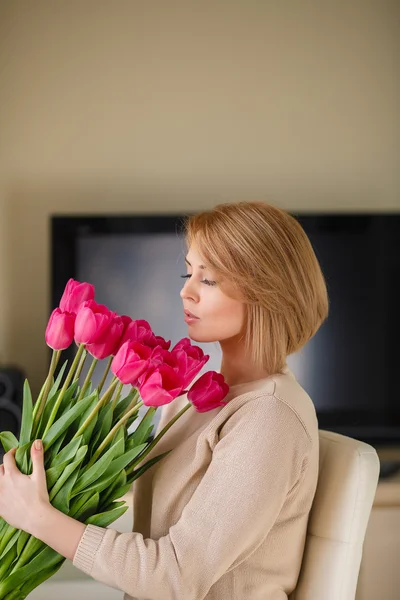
[184,201,329,376]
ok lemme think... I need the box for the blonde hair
[185,201,329,376]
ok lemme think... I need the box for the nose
[180,277,200,302]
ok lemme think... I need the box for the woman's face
[180,243,245,344]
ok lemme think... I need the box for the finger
[3,448,18,475]
[30,440,46,486]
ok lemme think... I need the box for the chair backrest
[290,430,380,600]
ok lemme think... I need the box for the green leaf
[46,457,75,490]
[126,412,142,430]
[0,518,7,536]
[105,482,132,505]
[45,437,85,488]
[112,390,138,425]
[0,543,18,583]
[70,389,98,430]
[86,503,129,528]
[51,435,83,467]
[49,360,69,398]
[77,393,99,446]
[42,391,96,450]
[127,425,153,450]
[51,450,88,514]
[81,381,93,398]
[0,545,63,597]
[43,429,69,469]
[69,489,95,518]
[38,379,79,441]
[16,531,30,557]
[0,529,20,561]
[112,425,126,456]
[10,537,44,574]
[100,469,127,507]
[109,443,147,474]
[0,432,18,453]
[18,381,33,447]
[49,445,87,502]
[100,500,126,513]
[0,525,18,557]
[92,422,125,458]
[72,435,124,496]
[82,413,97,447]
[128,407,156,447]
[90,403,113,455]
[73,443,147,497]
[15,442,31,475]
[73,491,100,523]
[18,558,65,598]
[2,588,25,599]
[127,450,172,485]
[100,481,132,510]
[94,400,113,433]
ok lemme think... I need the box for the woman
[0,201,328,599]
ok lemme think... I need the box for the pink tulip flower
[187,371,229,413]
[146,335,171,350]
[119,319,155,347]
[45,308,76,350]
[139,364,184,407]
[171,337,210,388]
[148,347,179,370]
[74,300,116,345]
[85,314,125,359]
[59,278,95,314]
[111,340,153,385]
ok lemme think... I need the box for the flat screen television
[51,212,400,449]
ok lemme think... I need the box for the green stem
[126,401,192,475]
[42,344,85,438]
[75,348,87,380]
[31,349,60,437]
[87,399,144,467]
[76,357,98,402]
[111,381,124,410]
[97,355,113,395]
[31,386,45,426]
[72,377,119,441]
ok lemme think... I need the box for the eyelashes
[180,274,217,287]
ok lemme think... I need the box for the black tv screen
[51,212,400,447]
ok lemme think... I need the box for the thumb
[31,439,46,482]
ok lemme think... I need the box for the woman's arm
[28,503,86,561]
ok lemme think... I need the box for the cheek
[190,297,245,343]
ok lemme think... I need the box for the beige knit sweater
[73,365,319,599]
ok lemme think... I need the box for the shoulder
[208,366,318,453]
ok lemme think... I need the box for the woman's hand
[0,440,51,534]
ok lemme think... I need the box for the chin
[187,331,218,344]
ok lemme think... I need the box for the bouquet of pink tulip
[0,279,229,599]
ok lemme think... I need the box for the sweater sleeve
[72,395,311,600]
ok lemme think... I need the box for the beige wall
[0,0,399,396]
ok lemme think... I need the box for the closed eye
[180,274,217,286]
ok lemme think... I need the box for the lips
[184,309,199,319]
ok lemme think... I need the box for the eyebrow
[185,257,207,270]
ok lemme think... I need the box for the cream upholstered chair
[290,430,380,600]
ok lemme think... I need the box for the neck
[218,336,270,387]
